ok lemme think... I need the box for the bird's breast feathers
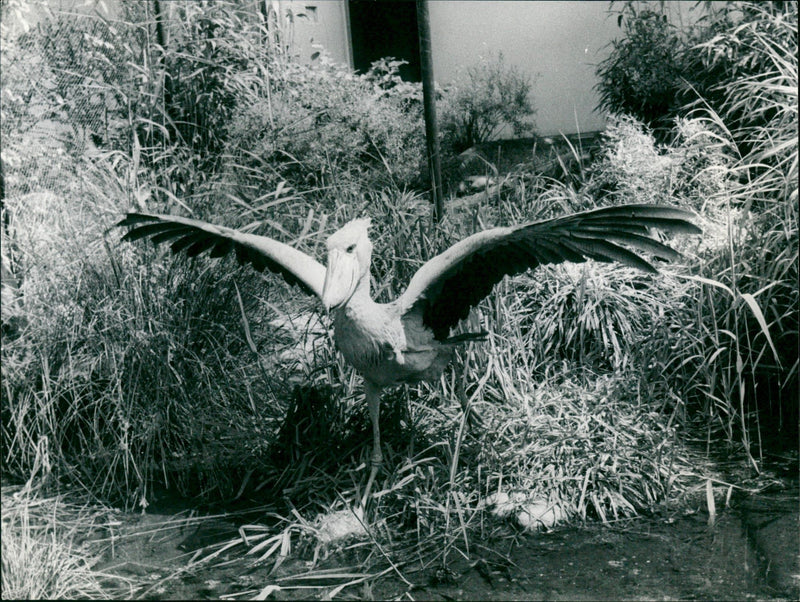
[332,298,445,386]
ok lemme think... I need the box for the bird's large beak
[322,249,360,311]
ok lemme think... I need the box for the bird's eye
[346,244,356,253]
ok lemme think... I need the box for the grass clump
[1,483,127,599]
[477,372,695,522]
[0,158,318,507]
[586,59,797,459]
[676,2,796,455]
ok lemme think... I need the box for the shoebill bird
[118,204,700,507]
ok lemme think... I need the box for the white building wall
[284,0,352,65]
[427,1,619,135]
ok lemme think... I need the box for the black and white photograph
[1,1,797,599]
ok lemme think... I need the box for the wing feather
[170,231,206,254]
[187,235,218,258]
[398,204,700,340]
[151,227,195,244]
[209,238,233,258]
[118,213,326,298]
[524,238,566,264]
[571,231,680,261]
[562,237,657,272]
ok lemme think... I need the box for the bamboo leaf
[740,293,781,364]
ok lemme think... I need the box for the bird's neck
[351,272,371,302]
[331,275,378,336]
[334,273,374,320]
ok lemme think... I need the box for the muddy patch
[94,495,798,600]
[376,512,784,601]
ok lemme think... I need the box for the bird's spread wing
[118,213,326,299]
[397,204,701,340]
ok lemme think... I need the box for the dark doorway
[348,1,421,82]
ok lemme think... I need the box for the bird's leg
[404,383,415,458]
[360,381,383,510]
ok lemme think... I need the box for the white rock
[516,501,566,531]
[314,508,367,544]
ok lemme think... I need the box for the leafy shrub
[20,1,277,196]
[1,10,132,196]
[596,1,797,147]
[439,53,536,155]
[595,3,686,132]
[223,54,425,205]
[362,56,423,107]
[28,9,142,149]
[155,0,290,181]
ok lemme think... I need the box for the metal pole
[416,0,443,222]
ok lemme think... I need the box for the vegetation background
[1,0,796,598]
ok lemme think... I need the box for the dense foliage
[597,1,797,146]
[595,4,685,132]
[599,0,798,454]
[224,55,425,204]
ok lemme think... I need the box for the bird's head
[322,218,373,310]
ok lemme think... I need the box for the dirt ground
[96,486,798,601]
[373,510,795,601]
